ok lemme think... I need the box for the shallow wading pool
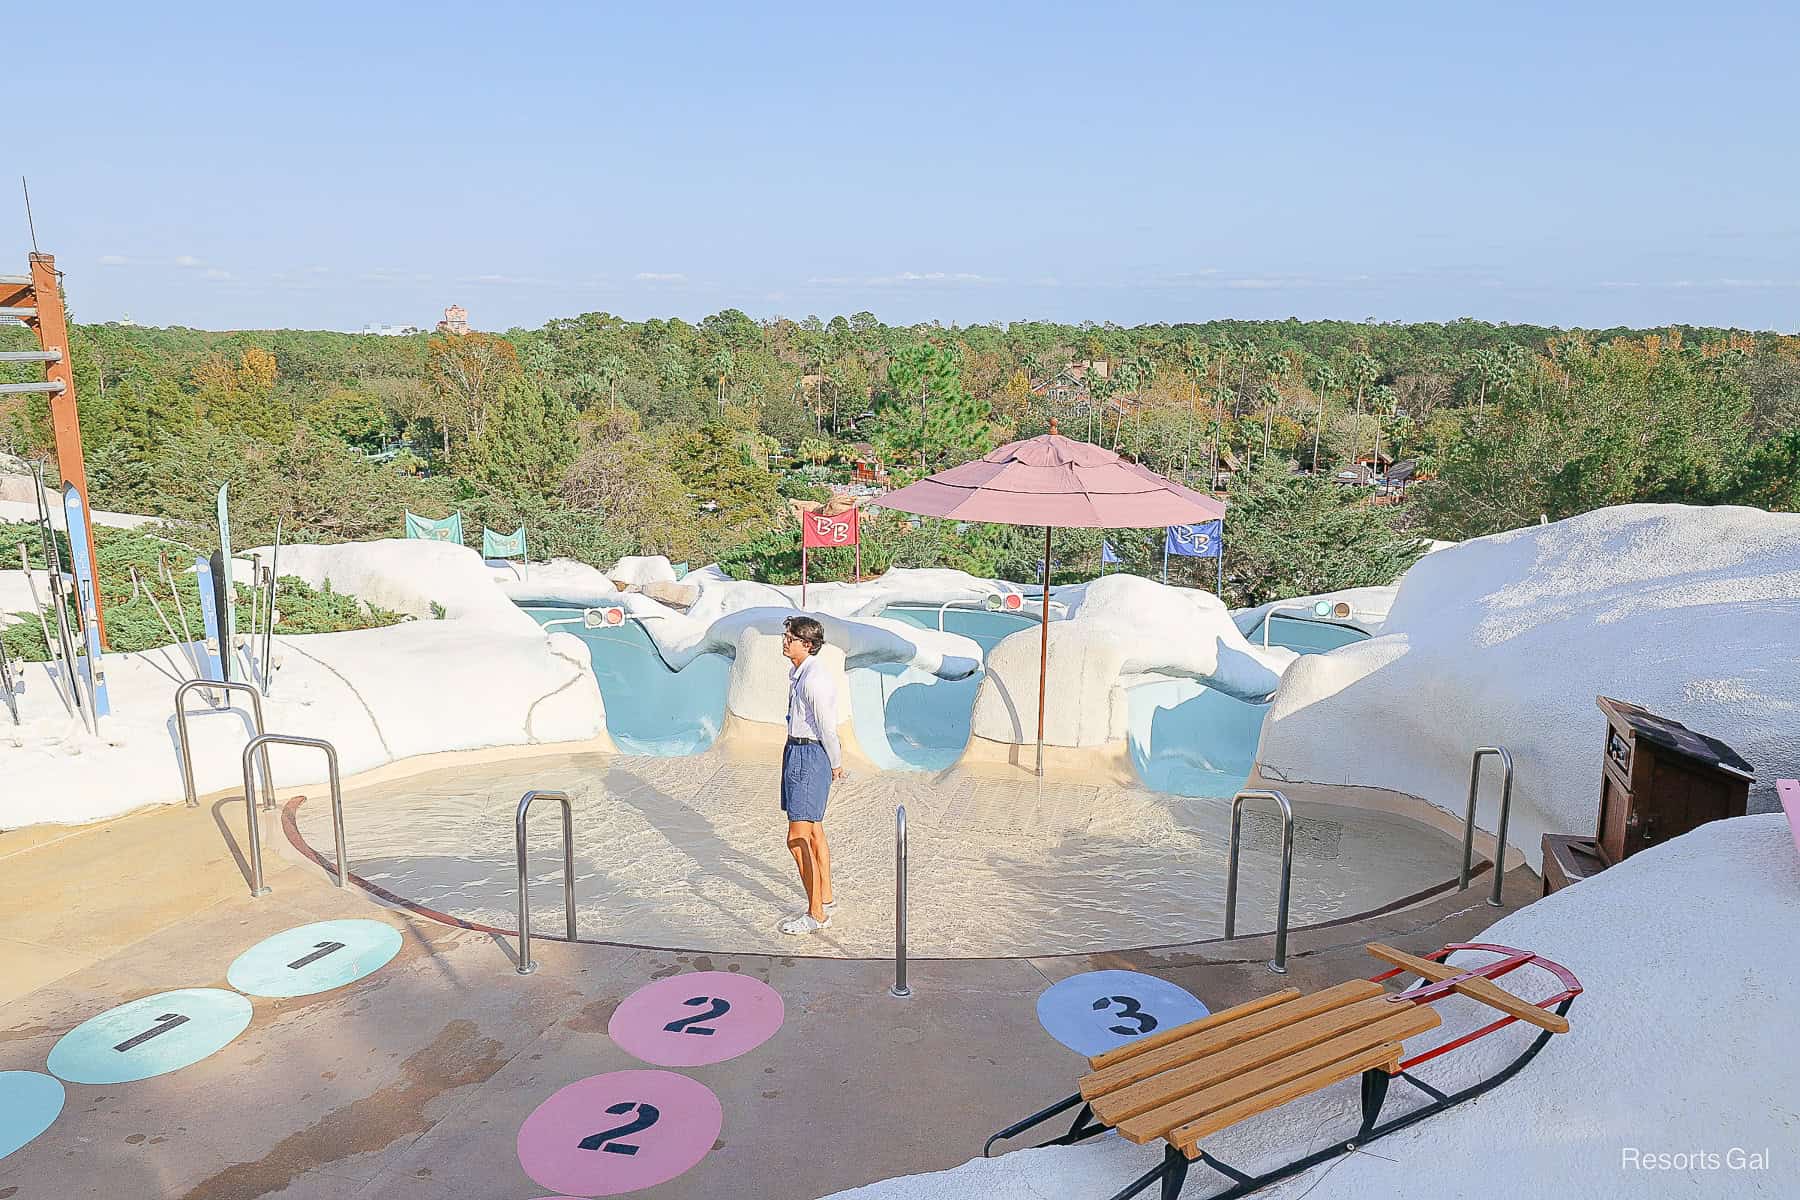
[525,603,1365,793]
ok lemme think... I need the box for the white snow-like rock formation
[826,813,1800,1200]
[1256,504,1800,869]
[2,537,609,829]
[972,573,1294,748]
[262,538,541,635]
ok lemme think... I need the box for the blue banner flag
[1164,520,1223,559]
[1101,540,1121,564]
[405,511,464,544]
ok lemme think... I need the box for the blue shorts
[780,739,831,823]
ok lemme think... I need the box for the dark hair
[783,615,825,655]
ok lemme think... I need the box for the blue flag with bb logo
[1165,520,1222,559]
[1101,540,1121,565]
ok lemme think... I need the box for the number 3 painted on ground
[1092,995,1158,1037]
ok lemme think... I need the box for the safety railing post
[1262,604,1317,648]
[1461,746,1515,908]
[176,678,272,808]
[515,789,577,976]
[1224,789,1295,974]
[239,732,346,899]
[891,805,911,998]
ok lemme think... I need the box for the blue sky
[7,2,1797,332]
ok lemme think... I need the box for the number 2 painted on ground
[1092,995,1158,1037]
[663,996,730,1036]
[579,1100,661,1155]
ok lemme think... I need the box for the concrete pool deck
[0,771,1541,1200]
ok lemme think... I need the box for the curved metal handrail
[240,732,344,898]
[936,595,1066,632]
[515,789,577,976]
[1224,789,1295,974]
[1261,604,1320,647]
[1461,746,1515,908]
[175,678,271,808]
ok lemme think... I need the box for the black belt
[787,736,819,745]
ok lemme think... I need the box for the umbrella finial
[1049,417,1060,436]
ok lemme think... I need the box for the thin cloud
[635,272,687,283]
[98,254,130,266]
[174,255,202,268]
[864,271,994,286]
[202,268,233,281]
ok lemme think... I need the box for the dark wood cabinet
[1594,696,1753,865]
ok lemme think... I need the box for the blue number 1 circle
[48,989,253,1085]
[228,919,403,998]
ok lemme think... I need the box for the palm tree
[1309,363,1339,472]
[710,349,734,418]
[594,354,626,411]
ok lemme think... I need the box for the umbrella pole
[1037,524,1051,777]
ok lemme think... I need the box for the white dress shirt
[787,654,842,769]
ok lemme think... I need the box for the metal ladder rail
[174,678,272,807]
[239,733,346,898]
[0,348,61,363]
[1224,789,1296,974]
[1460,747,1515,908]
[1260,604,1319,648]
[514,790,577,975]
[0,380,63,395]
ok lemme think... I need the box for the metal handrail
[890,805,911,998]
[175,678,272,808]
[1461,747,1515,908]
[1224,789,1295,974]
[1261,604,1319,648]
[515,789,577,976]
[935,595,1066,632]
[239,732,345,899]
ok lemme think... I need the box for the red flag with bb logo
[802,507,860,548]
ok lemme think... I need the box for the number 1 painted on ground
[113,1012,189,1053]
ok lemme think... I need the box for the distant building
[1030,360,1110,410]
[436,304,470,336]
[359,322,424,337]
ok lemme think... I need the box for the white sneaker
[778,912,832,935]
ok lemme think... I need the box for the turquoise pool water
[525,602,1365,793]
[850,605,1038,772]
[524,606,728,755]
[1130,615,1369,797]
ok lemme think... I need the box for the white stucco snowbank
[494,557,624,608]
[3,535,612,828]
[1255,505,1800,869]
[827,813,1800,1200]
[259,538,542,636]
[0,619,607,828]
[972,574,1293,748]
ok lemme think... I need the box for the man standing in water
[778,615,843,935]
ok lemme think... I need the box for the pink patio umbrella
[875,419,1228,775]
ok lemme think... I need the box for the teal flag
[482,525,527,560]
[404,511,464,544]
[671,561,689,579]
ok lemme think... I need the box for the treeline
[1,309,1795,602]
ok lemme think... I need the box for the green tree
[1221,458,1426,606]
